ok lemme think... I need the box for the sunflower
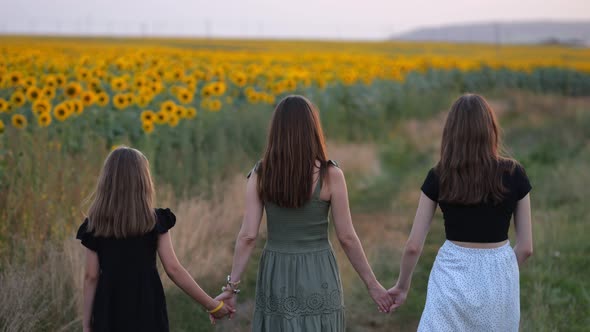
[11,91,26,107]
[201,86,213,98]
[113,94,128,110]
[247,92,260,104]
[37,112,52,127]
[24,77,37,88]
[26,87,41,102]
[209,99,222,112]
[134,77,147,90]
[96,92,109,107]
[125,94,135,106]
[53,103,70,122]
[81,91,95,106]
[184,77,197,88]
[142,121,155,134]
[150,82,163,94]
[264,94,276,104]
[76,68,90,81]
[88,78,102,92]
[272,83,284,95]
[175,106,187,118]
[141,110,156,122]
[42,87,56,100]
[176,88,193,104]
[200,99,211,111]
[8,72,22,86]
[44,75,57,88]
[11,114,27,129]
[70,100,84,115]
[0,98,8,112]
[211,82,227,96]
[172,68,185,81]
[154,111,169,124]
[0,120,4,134]
[192,70,206,80]
[168,114,180,127]
[32,99,51,115]
[136,95,151,108]
[160,100,176,114]
[231,72,248,87]
[186,107,197,119]
[111,77,128,91]
[64,82,82,99]
[55,74,66,87]
[284,79,297,91]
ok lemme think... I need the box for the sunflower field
[1,37,590,136]
[1,36,590,331]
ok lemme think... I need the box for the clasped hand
[209,290,237,324]
[368,282,409,314]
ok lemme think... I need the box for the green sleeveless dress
[248,161,345,332]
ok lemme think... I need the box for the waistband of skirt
[441,240,512,255]
[263,241,333,254]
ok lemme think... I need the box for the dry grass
[328,141,380,176]
[160,175,247,286]
[0,169,248,331]
[0,244,81,332]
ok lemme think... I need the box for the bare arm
[513,194,533,267]
[158,232,233,317]
[329,166,393,312]
[229,172,264,284]
[211,173,264,316]
[83,249,99,332]
[388,193,437,311]
[395,193,437,290]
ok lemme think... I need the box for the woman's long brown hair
[258,95,328,208]
[436,94,516,204]
[86,146,156,237]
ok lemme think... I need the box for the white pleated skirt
[418,241,520,332]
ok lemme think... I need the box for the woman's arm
[228,172,264,287]
[83,249,99,332]
[513,194,533,267]
[157,232,234,318]
[388,193,437,310]
[329,166,393,312]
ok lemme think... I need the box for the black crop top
[421,164,532,243]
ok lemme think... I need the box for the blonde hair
[87,146,156,238]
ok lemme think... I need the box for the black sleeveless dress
[76,208,176,332]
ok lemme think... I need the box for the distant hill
[393,21,590,45]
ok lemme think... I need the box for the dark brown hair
[258,95,328,208]
[436,94,516,204]
[87,146,156,237]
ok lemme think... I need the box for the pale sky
[0,0,588,39]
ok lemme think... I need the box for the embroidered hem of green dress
[255,284,344,319]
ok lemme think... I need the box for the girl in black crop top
[386,94,533,332]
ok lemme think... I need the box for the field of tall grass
[1,37,589,331]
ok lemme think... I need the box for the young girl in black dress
[77,146,234,332]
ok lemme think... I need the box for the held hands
[368,283,395,313]
[387,283,408,313]
[209,291,237,324]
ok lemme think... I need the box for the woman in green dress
[215,95,393,331]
